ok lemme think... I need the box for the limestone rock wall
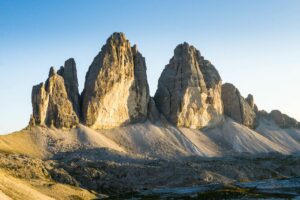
[32,83,49,125]
[57,58,80,116]
[269,110,300,128]
[31,66,79,128]
[29,32,300,131]
[221,83,256,128]
[154,43,223,129]
[81,32,150,129]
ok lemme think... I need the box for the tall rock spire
[154,43,223,129]
[221,83,256,128]
[57,58,80,117]
[81,32,150,129]
[31,66,79,128]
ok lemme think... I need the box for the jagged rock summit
[267,110,300,128]
[221,83,257,128]
[81,32,150,129]
[31,65,79,128]
[57,58,80,116]
[257,110,300,129]
[29,32,300,132]
[154,42,223,129]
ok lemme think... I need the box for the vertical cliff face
[32,83,49,125]
[221,83,256,128]
[57,58,80,116]
[81,32,150,129]
[31,65,79,128]
[29,32,300,131]
[154,43,223,129]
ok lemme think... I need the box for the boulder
[81,32,150,129]
[221,83,256,128]
[154,42,223,129]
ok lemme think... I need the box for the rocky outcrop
[147,98,160,122]
[28,32,300,132]
[31,67,79,128]
[57,58,80,116]
[221,83,256,128]
[154,43,223,129]
[269,110,300,128]
[81,32,150,129]
[32,82,49,125]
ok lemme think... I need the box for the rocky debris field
[1,150,300,199]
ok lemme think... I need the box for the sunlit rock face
[81,32,150,129]
[31,67,79,128]
[32,83,49,125]
[221,83,256,128]
[154,43,223,129]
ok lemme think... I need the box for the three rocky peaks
[30,32,300,130]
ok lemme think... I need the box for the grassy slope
[0,128,48,158]
[0,169,97,200]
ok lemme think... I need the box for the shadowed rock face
[147,98,160,122]
[269,110,300,128]
[31,67,79,128]
[221,83,256,128]
[81,32,150,129]
[57,58,80,117]
[154,43,223,129]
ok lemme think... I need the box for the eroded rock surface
[147,98,160,122]
[28,32,300,132]
[31,67,79,128]
[154,43,223,129]
[81,32,150,129]
[32,82,49,125]
[221,83,256,128]
[57,58,80,116]
[269,110,300,128]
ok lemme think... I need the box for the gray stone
[147,98,160,122]
[31,67,79,128]
[57,58,80,117]
[154,42,223,129]
[269,110,300,128]
[221,83,256,128]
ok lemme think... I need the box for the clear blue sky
[0,0,300,134]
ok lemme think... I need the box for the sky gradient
[0,0,300,134]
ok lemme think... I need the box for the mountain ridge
[19,32,300,159]
[28,32,300,132]
[1,32,300,199]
